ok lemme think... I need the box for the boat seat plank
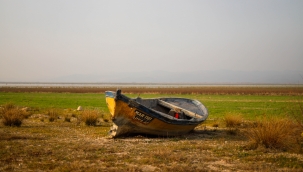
[157,99,202,119]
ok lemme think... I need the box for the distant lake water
[0,82,300,88]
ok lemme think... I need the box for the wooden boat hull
[105,90,208,137]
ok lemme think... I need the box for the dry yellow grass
[46,109,59,122]
[0,103,26,127]
[1,109,24,127]
[81,110,99,126]
[1,118,303,171]
[224,113,243,128]
[245,117,302,151]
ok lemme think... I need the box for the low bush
[245,117,301,151]
[212,122,219,128]
[1,103,25,126]
[47,109,59,122]
[81,110,99,126]
[224,113,243,128]
[102,113,112,123]
[64,116,71,122]
[1,102,15,117]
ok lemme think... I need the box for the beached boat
[105,90,208,137]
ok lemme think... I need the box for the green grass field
[1,92,302,120]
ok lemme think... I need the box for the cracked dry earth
[1,118,303,171]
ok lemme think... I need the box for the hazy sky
[1,0,303,83]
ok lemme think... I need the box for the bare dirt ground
[1,117,303,172]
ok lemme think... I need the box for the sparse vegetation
[81,110,99,126]
[1,108,24,126]
[47,109,59,122]
[64,116,71,122]
[224,113,243,128]
[1,119,302,171]
[1,102,15,112]
[245,117,302,151]
[212,122,219,128]
[0,103,25,126]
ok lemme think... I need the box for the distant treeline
[1,86,303,95]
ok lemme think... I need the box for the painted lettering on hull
[133,110,153,124]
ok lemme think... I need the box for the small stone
[77,106,83,111]
[21,107,30,111]
[141,165,157,172]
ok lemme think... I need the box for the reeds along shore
[0,86,303,95]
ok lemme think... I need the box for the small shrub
[64,114,72,122]
[212,123,219,128]
[64,116,71,122]
[2,102,15,111]
[1,102,15,116]
[81,110,99,126]
[224,113,243,128]
[102,113,112,123]
[103,118,109,122]
[47,109,59,122]
[21,107,32,119]
[226,128,239,135]
[2,108,25,127]
[245,117,301,151]
[1,103,27,126]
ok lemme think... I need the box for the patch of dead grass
[245,117,302,151]
[46,109,59,122]
[224,113,243,128]
[0,103,28,127]
[81,110,99,126]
